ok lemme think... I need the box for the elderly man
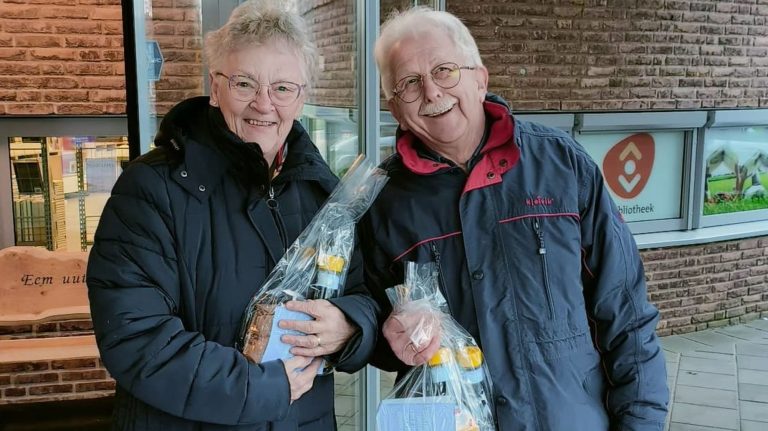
[360,6,669,431]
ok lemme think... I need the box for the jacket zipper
[533,218,555,319]
[429,242,453,315]
[266,185,288,252]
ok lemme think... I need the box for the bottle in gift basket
[457,346,495,431]
[456,346,489,408]
[427,347,453,396]
[311,254,345,300]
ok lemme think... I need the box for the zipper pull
[266,185,278,210]
[534,219,546,255]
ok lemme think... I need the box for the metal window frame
[514,113,575,135]
[0,117,128,248]
[356,0,381,428]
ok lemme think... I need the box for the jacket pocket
[532,217,555,320]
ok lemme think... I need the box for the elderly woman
[86,1,377,429]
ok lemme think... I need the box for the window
[574,111,706,234]
[700,110,768,228]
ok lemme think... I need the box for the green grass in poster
[704,172,768,215]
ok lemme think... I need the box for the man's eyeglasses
[215,72,305,107]
[391,62,476,103]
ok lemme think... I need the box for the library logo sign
[602,133,655,199]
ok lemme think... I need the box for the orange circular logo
[602,133,655,199]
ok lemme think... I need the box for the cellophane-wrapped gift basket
[237,156,388,372]
[377,262,495,431]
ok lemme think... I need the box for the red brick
[75,381,115,392]
[4,387,27,397]
[14,372,60,385]
[0,362,49,374]
[60,370,107,381]
[51,359,97,370]
[28,384,74,396]
[58,320,94,333]
[0,324,34,336]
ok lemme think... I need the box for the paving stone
[677,370,738,391]
[678,350,733,361]
[738,355,768,372]
[667,367,677,379]
[668,423,735,431]
[739,383,768,403]
[736,343,768,357]
[715,325,768,342]
[739,369,768,386]
[679,356,735,375]
[662,336,711,353]
[745,319,768,332]
[669,402,739,430]
[682,331,743,348]
[741,420,768,431]
[665,350,681,362]
[740,400,768,422]
[673,385,738,409]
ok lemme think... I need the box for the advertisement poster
[576,131,685,223]
[703,127,768,216]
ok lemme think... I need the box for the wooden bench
[0,246,115,406]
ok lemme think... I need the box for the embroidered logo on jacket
[525,196,554,206]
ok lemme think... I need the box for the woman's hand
[282,355,324,402]
[279,300,359,357]
[382,310,441,366]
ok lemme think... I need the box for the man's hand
[279,300,359,357]
[382,311,441,366]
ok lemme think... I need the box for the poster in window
[576,131,685,223]
[703,127,768,215]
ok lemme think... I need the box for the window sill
[635,220,768,249]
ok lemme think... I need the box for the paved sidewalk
[661,318,768,431]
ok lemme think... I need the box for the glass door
[126,0,206,155]
[124,0,384,428]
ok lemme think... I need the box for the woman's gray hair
[375,7,483,100]
[204,0,318,88]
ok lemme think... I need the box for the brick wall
[4,0,768,113]
[643,236,768,336]
[447,0,768,111]
[0,319,93,340]
[150,0,204,115]
[0,319,112,404]
[0,357,114,404]
[0,0,202,116]
[299,0,357,108]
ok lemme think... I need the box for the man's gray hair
[375,7,483,100]
[204,0,318,88]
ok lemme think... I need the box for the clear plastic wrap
[377,262,495,431]
[237,155,388,371]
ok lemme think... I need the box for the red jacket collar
[395,100,520,193]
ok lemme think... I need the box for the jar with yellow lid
[311,253,346,299]
[456,346,491,421]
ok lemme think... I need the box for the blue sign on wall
[147,40,164,81]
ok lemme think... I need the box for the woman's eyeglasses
[216,72,305,107]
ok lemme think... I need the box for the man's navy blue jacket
[86,97,378,430]
[360,95,669,430]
